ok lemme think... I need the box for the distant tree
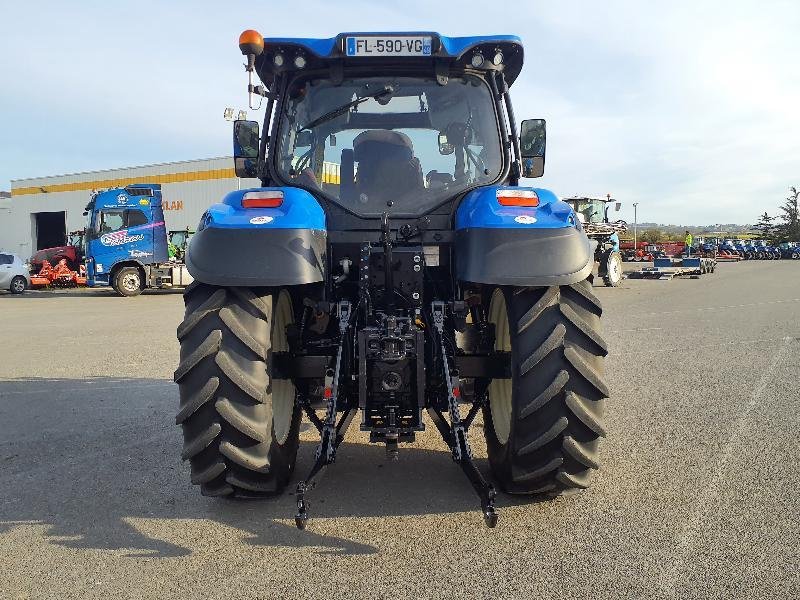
[774,186,800,242]
[753,211,775,240]
[641,229,663,243]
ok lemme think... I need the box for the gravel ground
[0,260,798,599]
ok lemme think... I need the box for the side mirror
[233,120,259,178]
[438,133,454,155]
[519,118,546,178]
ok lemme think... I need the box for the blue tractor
[174,31,608,528]
[732,239,750,259]
[719,239,739,256]
[779,242,800,259]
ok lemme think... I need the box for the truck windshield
[275,75,503,216]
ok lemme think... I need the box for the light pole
[632,202,639,250]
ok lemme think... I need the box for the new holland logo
[100,229,145,246]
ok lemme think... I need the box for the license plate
[345,36,432,57]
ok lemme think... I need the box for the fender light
[496,189,539,207]
[242,191,283,208]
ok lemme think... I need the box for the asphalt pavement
[0,261,798,599]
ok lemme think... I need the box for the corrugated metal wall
[3,158,259,257]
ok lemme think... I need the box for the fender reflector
[242,190,283,208]
[496,189,539,207]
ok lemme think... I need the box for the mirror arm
[258,80,278,185]
[499,72,522,186]
[488,71,513,186]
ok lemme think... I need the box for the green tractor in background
[564,196,626,287]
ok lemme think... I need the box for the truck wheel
[602,250,623,287]
[10,276,26,294]
[483,280,608,495]
[114,267,143,297]
[174,283,301,498]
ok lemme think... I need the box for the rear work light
[242,190,283,208]
[496,189,539,207]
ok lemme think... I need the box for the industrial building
[2,157,258,258]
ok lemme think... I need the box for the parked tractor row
[714,239,799,260]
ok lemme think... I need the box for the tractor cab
[562,196,621,225]
[230,33,542,218]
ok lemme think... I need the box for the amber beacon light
[239,29,264,56]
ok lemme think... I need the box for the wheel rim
[12,278,25,293]
[608,253,622,283]
[272,290,296,445]
[121,272,140,293]
[488,289,513,446]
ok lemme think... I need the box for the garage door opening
[33,211,67,250]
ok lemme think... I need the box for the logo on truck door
[100,229,145,246]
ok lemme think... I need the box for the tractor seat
[353,130,423,204]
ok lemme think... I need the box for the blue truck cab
[84,184,193,296]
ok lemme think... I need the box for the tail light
[496,189,539,207]
[242,190,283,208]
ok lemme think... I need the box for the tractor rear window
[275,75,503,216]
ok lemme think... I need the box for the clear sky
[1,0,797,225]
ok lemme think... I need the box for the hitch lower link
[294,301,354,530]
[429,301,498,528]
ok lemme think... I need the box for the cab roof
[255,32,524,86]
[92,184,161,209]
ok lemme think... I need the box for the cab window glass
[126,209,148,227]
[95,209,147,233]
[0,253,12,265]
[97,210,124,234]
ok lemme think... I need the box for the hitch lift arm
[294,300,355,529]
[429,301,498,528]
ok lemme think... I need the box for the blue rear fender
[186,187,327,287]
[454,186,594,286]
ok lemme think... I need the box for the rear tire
[174,283,301,497]
[483,279,609,495]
